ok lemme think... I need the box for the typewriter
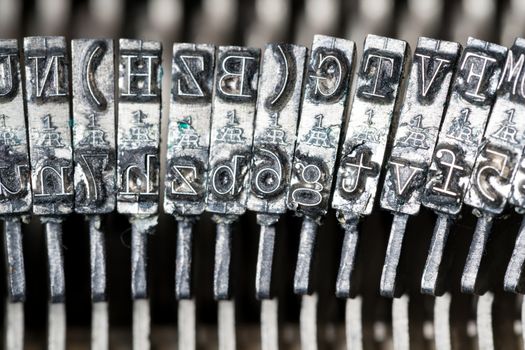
[1,0,525,349]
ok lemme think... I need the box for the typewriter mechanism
[2,0,525,349]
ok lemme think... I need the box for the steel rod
[294,217,318,295]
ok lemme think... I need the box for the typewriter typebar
[421,38,507,216]
[206,45,260,350]
[420,38,507,296]
[459,39,525,295]
[377,38,461,298]
[23,36,73,350]
[116,39,162,215]
[116,39,162,350]
[332,35,409,218]
[25,36,73,216]
[247,43,307,216]
[507,44,525,212]
[71,39,116,350]
[164,43,215,218]
[288,35,356,297]
[4,14,525,348]
[72,39,116,214]
[206,45,260,304]
[380,38,461,216]
[248,43,307,302]
[206,46,260,217]
[0,39,31,309]
[288,35,355,220]
[0,40,31,215]
[332,35,410,298]
[465,38,525,215]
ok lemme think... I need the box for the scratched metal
[247,43,307,214]
[332,34,409,219]
[24,36,73,216]
[116,39,162,215]
[464,38,525,215]
[0,39,31,214]
[72,39,116,214]
[4,217,25,302]
[206,46,260,216]
[287,35,356,219]
[421,37,507,216]
[380,38,461,215]
[510,153,525,210]
[164,43,215,218]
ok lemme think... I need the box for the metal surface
[288,35,355,219]
[249,44,307,349]
[249,43,306,303]
[24,36,73,216]
[3,217,25,350]
[247,43,306,215]
[164,43,215,218]
[89,215,107,302]
[293,217,318,295]
[461,214,494,294]
[44,218,65,303]
[465,40,525,214]
[214,222,232,300]
[461,39,525,295]
[288,35,356,297]
[335,219,359,298]
[421,38,507,216]
[71,39,115,349]
[379,38,460,297]
[3,217,25,302]
[421,214,453,295]
[23,36,72,350]
[165,43,215,350]
[206,46,260,216]
[116,39,162,215]
[255,216,277,299]
[332,34,409,218]
[0,43,29,348]
[381,37,461,216]
[175,219,194,299]
[420,37,507,296]
[116,39,162,350]
[72,39,116,214]
[5,0,525,348]
[506,40,525,212]
[130,216,156,299]
[505,216,525,292]
[333,35,410,298]
[130,216,157,349]
[380,214,409,298]
[0,39,31,215]
[206,47,260,322]
[89,216,108,349]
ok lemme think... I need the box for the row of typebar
[1,34,525,294]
